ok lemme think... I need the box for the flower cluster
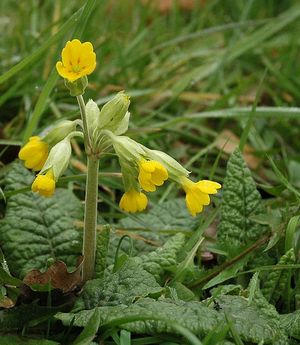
[19,121,78,197]
[107,132,221,216]
[19,38,221,217]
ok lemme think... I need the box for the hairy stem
[82,156,99,281]
[76,95,99,281]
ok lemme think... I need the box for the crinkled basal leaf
[134,233,185,281]
[0,162,82,277]
[94,225,110,279]
[107,199,197,266]
[216,295,288,344]
[74,259,163,310]
[262,249,295,304]
[280,310,300,340]
[57,295,287,344]
[218,149,268,249]
[120,199,197,231]
[58,298,220,337]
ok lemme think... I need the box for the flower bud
[98,91,130,131]
[86,99,99,135]
[64,75,88,96]
[43,120,77,147]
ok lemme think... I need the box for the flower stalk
[76,94,99,281]
[77,95,92,155]
[82,155,99,281]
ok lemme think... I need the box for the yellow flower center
[138,160,168,192]
[71,64,82,73]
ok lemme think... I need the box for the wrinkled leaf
[217,149,268,251]
[0,162,82,277]
[280,309,300,340]
[57,294,287,344]
[72,308,101,345]
[94,225,111,279]
[134,233,186,281]
[73,258,163,311]
[120,199,197,231]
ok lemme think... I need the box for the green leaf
[0,162,82,277]
[73,259,163,311]
[261,249,295,304]
[94,225,111,279]
[57,294,287,344]
[216,295,288,344]
[134,233,186,281]
[280,310,300,340]
[120,199,197,232]
[72,308,101,345]
[108,199,196,266]
[217,148,268,250]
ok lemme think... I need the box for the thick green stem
[82,156,99,281]
[76,94,99,281]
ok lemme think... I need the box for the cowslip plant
[18,38,221,282]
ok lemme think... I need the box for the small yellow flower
[119,189,148,213]
[56,39,96,82]
[138,160,168,192]
[181,177,221,216]
[18,136,49,171]
[32,170,56,197]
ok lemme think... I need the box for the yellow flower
[181,177,221,216]
[138,160,168,192]
[18,136,49,171]
[56,39,96,82]
[119,189,148,213]
[32,170,56,197]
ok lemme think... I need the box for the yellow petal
[19,137,48,171]
[186,193,203,216]
[32,172,55,197]
[136,192,148,211]
[196,180,222,194]
[119,190,148,213]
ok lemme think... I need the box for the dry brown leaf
[23,257,83,293]
[215,129,261,170]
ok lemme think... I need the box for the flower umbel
[181,177,221,216]
[56,39,96,82]
[138,160,168,192]
[32,170,55,197]
[18,136,49,171]
[119,189,148,213]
